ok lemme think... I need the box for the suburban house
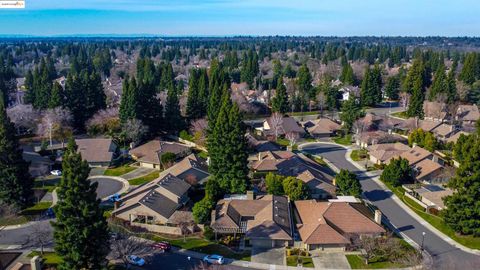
[339,85,360,101]
[367,142,411,165]
[355,130,406,148]
[130,139,191,169]
[245,133,281,152]
[423,101,448,122]
[399,145,444,182]
[302,118,341,138]
[112,173,191,233]
[445,131,470,144]
[167,154,209,184]
[294,200,385,251]
[210,193,293,248]
[250,151,336,199]
[430,123,457,142]
[412,185,453,211]
[455,104,480,125]
[76,138,118,167]
[260,116,306,138]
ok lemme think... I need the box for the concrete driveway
[312,253,351,269]
[251,247,285,266]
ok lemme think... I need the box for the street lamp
[421,232,426,251]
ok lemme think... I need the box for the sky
[0,0,479,36]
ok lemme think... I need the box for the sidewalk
[344,148,480,256]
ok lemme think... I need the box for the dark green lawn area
[346,255,402,269]
[286,256,314,267]
[21,201,52,215]
[28,251,62,266]
[276,138,298,150]
[391,111,408,119]
[351,149,368,161]
[128,171,160,185]
[0,215,29,226]
[333,134,352,146]
[104,165,136,176]
[34,178,59,192]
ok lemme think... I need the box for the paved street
[301,143,480,269]
[90,177,124,199]
[144,251,253,270]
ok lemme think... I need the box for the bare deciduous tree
[122,118,148,147]
[316,91,326,117]
[286,132,299,148]
[37,107,73,147]
[28,221,53,255]
[6,104,40,134]
[399,92,411,109]
[110,234,156,268]
[190,118,208,146]
[86,107,120,136]
[270,113,284,140]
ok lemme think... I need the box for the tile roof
[294,200,384,245]
[431,123,455,137]
[303,118,341,135]
[76,138,116,163]
[367,142,411,163]
[265,116,305,136]
[130,140,190,165]
[413,159,443,180]
[211,195,292,240]
[456,104,480,122]
[423,101,448,120]
[399,146,432,165]
[418,120,442,132]
[414,186,453,209]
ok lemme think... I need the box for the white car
[50,170,62,176]
[203,255,224,265]
[126,255,145,266]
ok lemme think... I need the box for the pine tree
[52,138,110,270]
[429,62,447,101]
[0,95,33,208]
[186,69,201,120]
[164,84,184,134]
[384,76,400,100]
[459,53,478,85]
[48,81,64,108]
[361,65,382,107]
[340,63,355,85]
[119,75,138,123]
[446,68,457,103]
[340,96,363,132]
[271,77,289,114]
[407,76,425,118]
[297,64,313,99]
[226,103,248,193]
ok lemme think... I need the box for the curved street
[300,142,480,269]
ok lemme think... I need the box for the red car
[151,241,171,251]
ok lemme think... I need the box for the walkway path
[298,142,480,270]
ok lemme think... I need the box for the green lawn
[104,165,136,176]
[381,180,480,250]
[28,251,62,265]
[34,178,59,192]
[21,201,52,215]
[351,149,368,161]
[276,138,298,150]
[346,255,402,269]
[198,151,209,159]
[128,171,160,185]
[333,134,352,146]
[0,215,29,226]
[391,111,408,119]
[286,256,314,267]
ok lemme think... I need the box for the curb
[88,175,130,200]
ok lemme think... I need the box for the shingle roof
[130,140,190,165]
[413,159,443,180]
[294,200,384,245]
[367,142,411,163]
[399,146,432,165]
[76,138,115,163]
[265,116,305,136]
[456,104,480,122]
[303,118,341,135]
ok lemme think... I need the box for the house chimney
[374,210,382,224]
[247,190,255,200]
[31,256,42,270]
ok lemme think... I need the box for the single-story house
[302,118,341,138]
[113,173,191,226]
[456,104,480,125]
[412,159,443,183]
[431,123,457,141]
[367,142,411,165]
[76,138,118,167]
[294,200,384,251]
[355,130,406,148]
[167,154,210,184]
[260,116,306,138]
[423,101,448,122]
[130,139,191,169]
[413,185,453,211]
[210,193,293,248]
[445,131,470,144]
[399,145,433,166]
[245,133,281,152]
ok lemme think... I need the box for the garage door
[251,239,273,248]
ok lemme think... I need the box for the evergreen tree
[459,53,478,85]
[240,49,259,88]
[446,68,457,103]
[226,103,249,194]
[207,59,229,125]
[186,69,202,120]
[340,96,363,132]
[361,65,382,107]
[429,62,448,101]
[384,76,400,100]
[48,81,64,108]
[0,95,33,208]
[380,157,412,187]
[335,169,362,197]
[164,85,184,134]
[340,63,355,85]
[52,139,110,270]
[406,76,425,118]
[297,64,314,99]
[119,75,138,123]
[265,173,285,195]
[271,77,289,114]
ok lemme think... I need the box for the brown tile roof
[76,138,116,163]
[303,118,341,135]
[415,187,453,209]
[399,146,432,165]
[294,200,384,245]
[265,116,305,136]
[357,130,406,145]
[211,195,292,240]
[445,131,470,143]
[456,104,480,122]
[367,142,411,163]
[423,101,448,120]
[418,120,442,132]
[413,159,443,180]
[130,140,190,165]
[431,123,455,137]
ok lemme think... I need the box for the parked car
[203,255,224,265]
[50,170,62,176]
[125,255,145,266]
[108,194,121,203]
[151,241,171,251]
[45,207,55,218]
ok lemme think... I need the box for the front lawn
[21,202,52,215]
[276,138,297,150]
[351,149,368,161]
[346,255,402,269]
[390,111,408,119]
[0,215,29,226]
[34,178,59,192]
[28,251,62,266]
[333,134,352,146]
[128,171,160,185]
[104,165,136,176]
[286,256,314,267]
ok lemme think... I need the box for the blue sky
[0,0,479,36]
